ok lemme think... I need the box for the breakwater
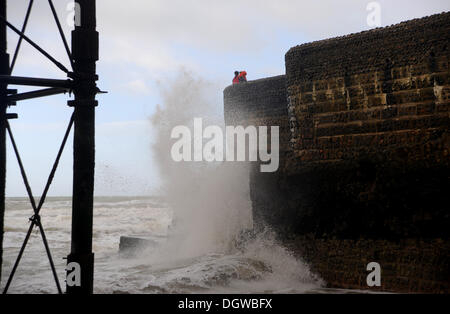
[224,12,450,293]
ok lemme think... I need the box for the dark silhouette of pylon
[0,0,100,294]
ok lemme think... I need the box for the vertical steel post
[0,0,8,285]
[66,0,98,294]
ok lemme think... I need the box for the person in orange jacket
[238,71,247,83]
[232,71,247,85]
[232,71,240,84]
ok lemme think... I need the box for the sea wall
[223,12,450,293]
[286,237,449,293]
[285,11,449,171]
[224,75,290,154]
[282,12,449,239]
[224,75,292,227]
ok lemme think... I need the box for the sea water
[1,196,323,294]
[1,72,324,294]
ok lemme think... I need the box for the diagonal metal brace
[10,0,34,74]
[47,0,73,70]
[2,115,74,294]
[0,13,69,73]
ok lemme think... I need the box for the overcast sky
[4,0,450,196]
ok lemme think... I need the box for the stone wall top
[285,12,450,85]
[223,75,287,123]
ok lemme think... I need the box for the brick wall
[224,75,290,154]
[285,12,449,171]
[278,12,450,239]
[286,237,450,293]
[223,12,450,293]
[224,76,292,227]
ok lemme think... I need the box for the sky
[4,0,450,196]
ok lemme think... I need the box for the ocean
[1,72,350,294]
[1,196,325,294]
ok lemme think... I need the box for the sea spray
[2,197,323,293]
[150,70,253,258]
[142,70,324,292]
[1,71,323,293]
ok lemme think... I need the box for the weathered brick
[223,12,450,294]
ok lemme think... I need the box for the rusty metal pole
[0,0,8,285]
[66,0,98,294]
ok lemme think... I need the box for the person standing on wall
[232,70,247,85]
[238,71,247,83]
[232,71,240,84]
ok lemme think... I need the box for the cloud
[5,0,450,196]
[97,120,150,136]
[125,79,150,94]
[7,0,450,78]
[97,0,450,81]
[97,0,450,52]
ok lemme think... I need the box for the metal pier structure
[0,0,100,294]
